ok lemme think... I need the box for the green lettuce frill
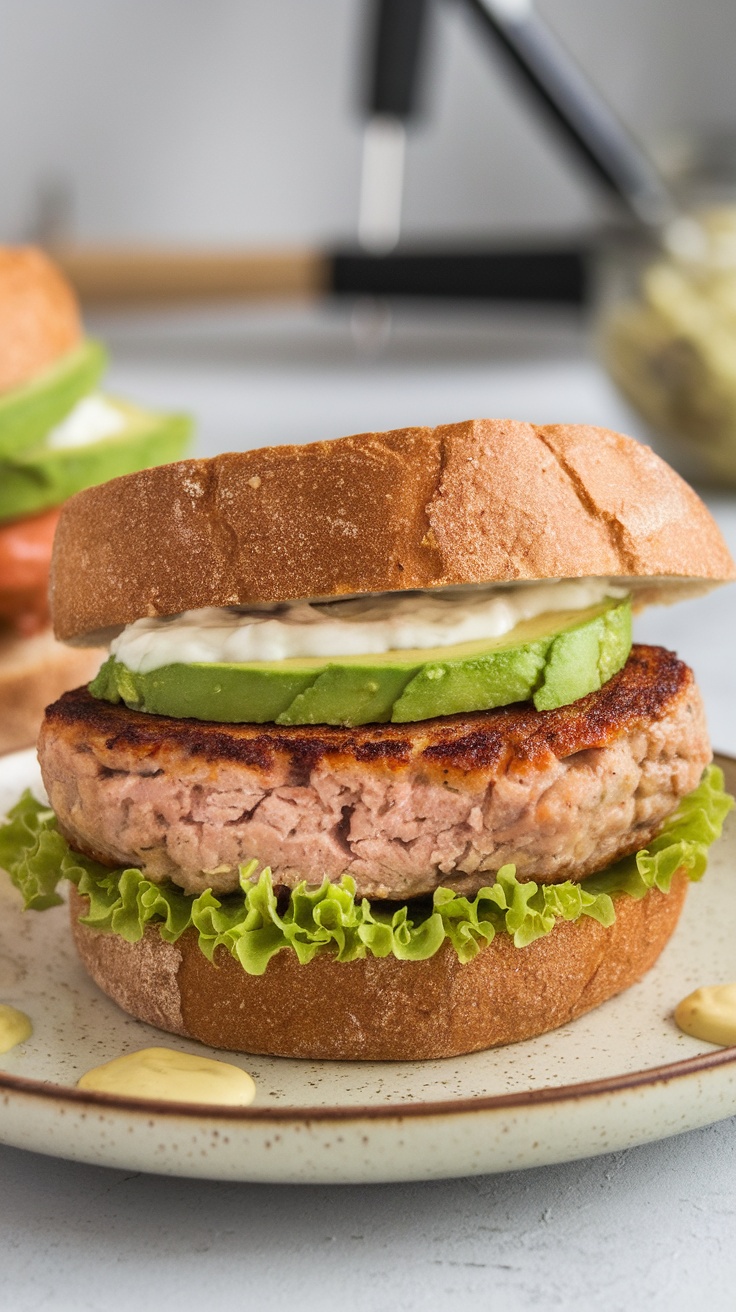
[0,766,730,976]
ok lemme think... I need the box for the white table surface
[3,304,736,1312]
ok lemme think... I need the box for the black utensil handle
[464,0,676,227]
[365,0,432,118]
[331,246,590,304]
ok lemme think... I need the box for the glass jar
[598,137,736,486]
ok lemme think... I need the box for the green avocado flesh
[90,598,633,726]
[0,768,730,973]
[0,339,106,459]
[0,396,192,522]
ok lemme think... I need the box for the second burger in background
[0,247,191,753]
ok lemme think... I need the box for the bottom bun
[69,875,688,1061]
[0,630,104,755]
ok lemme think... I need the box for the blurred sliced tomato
[0,506,60,634]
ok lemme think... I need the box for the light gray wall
[0,0,733,246]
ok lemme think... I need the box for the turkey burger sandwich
[1,419,733,1060]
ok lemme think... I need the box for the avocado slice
[0,395,192,522]
[0,339,106,459]
[533,601,630,710]
[387,599,632,721]
[90,598,632,726]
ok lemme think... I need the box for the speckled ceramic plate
[1,748,736,1184]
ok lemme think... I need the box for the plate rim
[1,1044,735,1123]
[1,750,734,1126]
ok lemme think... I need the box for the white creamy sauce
[111,579,627,673]
[45,395,126,451]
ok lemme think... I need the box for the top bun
[0,247,82,394]
[51,418,736,644]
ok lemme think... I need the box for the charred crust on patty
[45,645,691,777]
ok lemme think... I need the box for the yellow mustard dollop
[675,984,736,1047]
[0,1003,32,1054]
[77,1047,256,1105]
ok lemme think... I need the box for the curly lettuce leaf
[0,793,68,910]
[0,766,730,975]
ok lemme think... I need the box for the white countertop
[3,305,736,1312]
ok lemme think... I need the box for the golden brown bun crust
[0,628,103,755]
[51,420,736,642]
[69,875,687,1060]
[0,247,82,394]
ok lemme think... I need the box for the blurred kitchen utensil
[464,0,679,232]
[359,0,430,252]
[360,0,686,248]
[48,242,589,306]
[49,2,685,311]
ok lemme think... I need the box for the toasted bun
[0,629,103,755]
[0,247,82,394]
[69,875,687,1060]
[51,420,735,644]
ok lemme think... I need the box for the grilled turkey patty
[38,646,710,901]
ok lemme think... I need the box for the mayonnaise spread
[111,578,626,674]
[45,395,126,451]
[0,1003,32,1054]
[77,1047,257,1105]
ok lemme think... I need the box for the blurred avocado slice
[90,598,632,725]
[0,339,106,459]
[0,395,192,522]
